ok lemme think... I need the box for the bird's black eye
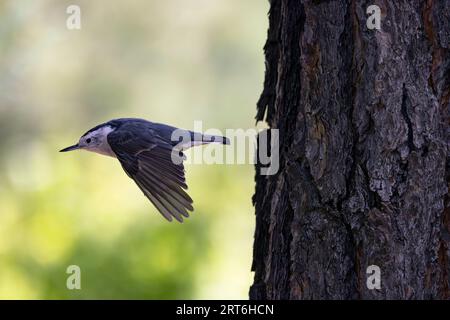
[86,138,92,144]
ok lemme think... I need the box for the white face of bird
[60,125,115,157]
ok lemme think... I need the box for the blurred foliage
[0,0,267,299]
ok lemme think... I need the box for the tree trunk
[250,0,449,300]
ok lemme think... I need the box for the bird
[60,118,229,222]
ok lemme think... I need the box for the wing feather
[138,154,188,189]
[134,179,175,222]
[139,168,193,209]
[108,127,194,222]
[138,168,192,214]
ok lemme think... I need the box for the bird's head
[60,124,114,153]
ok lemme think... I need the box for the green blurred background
[0,0,267,299]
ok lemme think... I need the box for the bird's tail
[190,132,230,145]
[200,134,230,145]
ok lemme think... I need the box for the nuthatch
[60,118,229,222]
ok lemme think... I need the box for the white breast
[92,140,116,157]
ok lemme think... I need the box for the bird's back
[108,118,226,147]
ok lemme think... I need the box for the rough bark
[251,0,450,300]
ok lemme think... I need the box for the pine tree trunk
[250,0,450,300]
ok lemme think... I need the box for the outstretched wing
[107,126,193,222]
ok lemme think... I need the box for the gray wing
[107,126,193,222]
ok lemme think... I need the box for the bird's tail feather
[185,131,230,148]
[200,134,230,145]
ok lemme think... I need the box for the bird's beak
[60,144,80,152]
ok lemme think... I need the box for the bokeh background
[0,0,267,299]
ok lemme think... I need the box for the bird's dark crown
[80,118,151,138]
[81,120,123,138]
[81,118,156,137]
[81,123,111,138]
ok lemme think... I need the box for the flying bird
[60,118,229,222]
